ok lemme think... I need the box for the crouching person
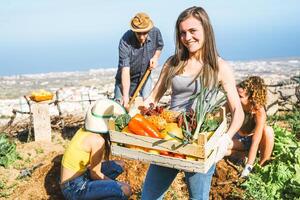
[60,100,132,200]
[228,76,274,178]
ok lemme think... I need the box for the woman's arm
[144,60,170,105]
[247,107,266,165]
[89,135,110,180]
[219,59,244,138]
[215,59,244,162]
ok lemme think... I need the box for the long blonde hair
[166,6,219,89]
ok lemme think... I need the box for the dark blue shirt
[115,27,164,85]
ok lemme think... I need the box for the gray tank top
[170,75,200,112]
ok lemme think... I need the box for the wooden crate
[109,107,226,173]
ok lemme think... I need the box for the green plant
[0,179,17,198]
[0,133,21,168]
[269,107,300,139]
[35,147,44,154]
[241,125,300,199]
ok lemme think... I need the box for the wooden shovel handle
[128,68,151,108]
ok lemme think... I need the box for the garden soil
[1,130,244,200]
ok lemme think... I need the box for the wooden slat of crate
[110,107,226,159]
[198,115,227,157]
[111,144,217,173]
[110,130,201,157]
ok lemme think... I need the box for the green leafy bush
[0,133,20,168]
[241,125,300,200]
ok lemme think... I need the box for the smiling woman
[179,16,205,55]
[141,6,244,200]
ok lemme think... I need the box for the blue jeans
[141,164,216,200]
[114,76,152,101]
[61,161,127,200]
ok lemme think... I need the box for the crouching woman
[228,76,274,177]
[60,100,132,200]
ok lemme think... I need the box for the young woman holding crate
[142,6,244,200]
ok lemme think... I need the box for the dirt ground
[0,127,244,200]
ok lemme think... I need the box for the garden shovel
[127,68,151,111]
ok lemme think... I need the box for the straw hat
[85,99,126,134]
[130,12,153,32]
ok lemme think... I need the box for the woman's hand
[143,96,155,107]
[215,133,233,162]
[241,164,253,178]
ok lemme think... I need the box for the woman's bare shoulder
[217,57,234,82]
[218,57,231,71]
[254,106,266,116]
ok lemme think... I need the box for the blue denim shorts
[233,133,253,151]
[60,160,127,200]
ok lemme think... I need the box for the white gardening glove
[241,164,253,178]
[215,133,232,162]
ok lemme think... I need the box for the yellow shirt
[62,128,91,173]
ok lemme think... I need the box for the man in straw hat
[114,12,164,108]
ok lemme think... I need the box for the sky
[0,0,300,76]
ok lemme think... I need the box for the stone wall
[266,77,299,115]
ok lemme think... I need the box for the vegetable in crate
[159,109,180,123]
[146,115,167,131]
[139,103,180,123]
[114,114,131,131]
[128,114,162,138]
[192,83,226,140]
[139,103,164,116]
[161,123,184,141]
[178,80,226,143]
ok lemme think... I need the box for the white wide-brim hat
[85,99,127,134]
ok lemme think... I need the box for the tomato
[173,153,186,159]
[159,150,170,156]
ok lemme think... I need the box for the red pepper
[128,114,162,138]
[128,118,149,137]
